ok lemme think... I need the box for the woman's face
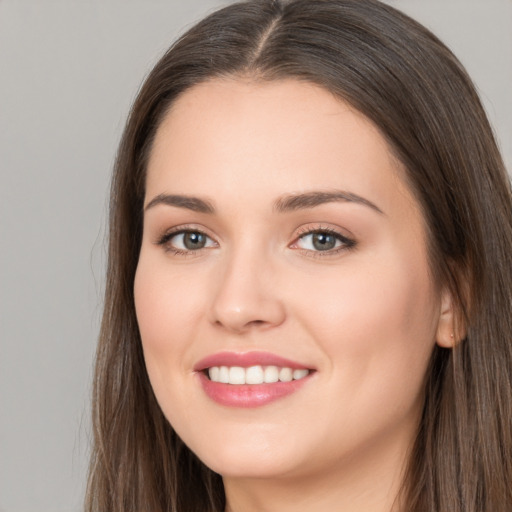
[134,79,452,484]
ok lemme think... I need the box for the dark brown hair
[86,1,512,510]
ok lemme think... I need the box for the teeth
[207,365,310,384]
[293,369,309,380]
[264,365,279,383]
[229,366,245,385]
[246,365,264,384]
[209,366,220,381]
[218,366,229,383]
[279,367,293,382]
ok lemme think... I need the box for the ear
[436,287,465,348]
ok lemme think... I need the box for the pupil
[312,233,336,251]
[184,232,206,250]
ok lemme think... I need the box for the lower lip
[197,372,311,408]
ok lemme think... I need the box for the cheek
[134,264,172,354]
[135,257,201,344]
[133,256,209,430]
[293,250,439,394]
[133,255,206,388]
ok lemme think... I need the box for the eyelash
[292,226,356,258]
[155,224,356,257]
[156,225,216,256]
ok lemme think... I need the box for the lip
[197,372,312,408]
[194,351,315,408]
[194,351,313,372]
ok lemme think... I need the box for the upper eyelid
[294,223,355,240]
[155,224,217,243]
[294,232,354,245]
[291,224,357,252]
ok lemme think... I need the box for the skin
[134,78,455,512]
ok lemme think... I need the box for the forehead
[146,78,414,216]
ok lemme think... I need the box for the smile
[207,365,310,384]
[195,352,315,407]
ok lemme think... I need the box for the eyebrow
[144,190,383,215]
[145,193,215,214]
[273,190,384,214]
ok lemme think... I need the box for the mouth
[194,352,315,407]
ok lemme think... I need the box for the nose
[209,247,286,334]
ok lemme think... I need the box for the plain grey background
[0,1,510,511]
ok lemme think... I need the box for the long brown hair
[86,1,512,510]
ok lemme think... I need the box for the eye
[157,229,217,253]
[293,229,356,254]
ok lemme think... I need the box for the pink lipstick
[194,351,314,408]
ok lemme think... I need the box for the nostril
[214,318,268,332]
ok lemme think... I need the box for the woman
[86,0,512,511]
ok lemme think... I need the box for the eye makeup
[154,222,356,259]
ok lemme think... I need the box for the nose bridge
[209,236,285,333]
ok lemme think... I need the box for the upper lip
[194,351,314,372]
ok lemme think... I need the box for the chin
[183,428,306,479]
[202,451,300,480]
